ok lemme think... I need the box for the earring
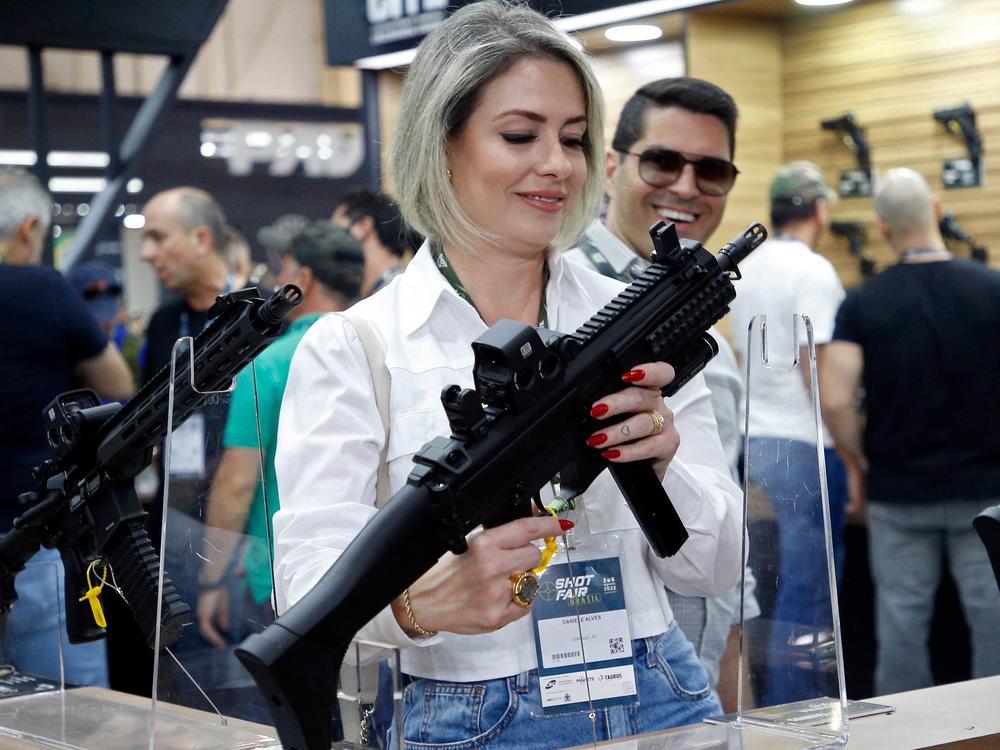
[447,168,453,181]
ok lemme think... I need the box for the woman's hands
[586,362,680,482]
[392,514,565,636]
[390,362,676,637]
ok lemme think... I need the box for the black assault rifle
[0,285,302,652]
[234,221,765,750]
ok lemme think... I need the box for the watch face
[516,572,539,604]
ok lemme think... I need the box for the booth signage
[326,0,628,65]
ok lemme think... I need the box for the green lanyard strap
[434,246,549,329]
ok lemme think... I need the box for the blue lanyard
[178,277,234,339]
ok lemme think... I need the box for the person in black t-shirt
[0,167,134,686]
[820,168,1000,696]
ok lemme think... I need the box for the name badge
[531,555,636,714]
[168,412,206,478]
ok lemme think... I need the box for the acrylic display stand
[733,314,849,748]
[150,337,278,748]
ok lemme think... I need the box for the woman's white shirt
[272,242,743,682]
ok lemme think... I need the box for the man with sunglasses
[565,77,757,712]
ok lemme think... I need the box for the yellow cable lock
[532,506,560,575]
[79,560,108,628]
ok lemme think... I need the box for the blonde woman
[272,3,742,747]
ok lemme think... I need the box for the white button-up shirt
[272,242,742,681]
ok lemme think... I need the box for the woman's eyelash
[502,133,585,148]
[501,133,535,143]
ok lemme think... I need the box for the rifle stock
[236,222,765,750]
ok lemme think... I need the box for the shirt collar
[400,241,591,336]
[287,311,323,333]
[584,219,649,277]
[398,241,470,336]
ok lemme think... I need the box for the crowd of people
[0,1,998,748]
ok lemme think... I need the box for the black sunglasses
[620,148,739,197]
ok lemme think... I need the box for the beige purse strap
[339,311,391,509]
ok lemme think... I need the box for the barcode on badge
[553,650,581,660]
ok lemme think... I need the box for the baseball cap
[288,222,365,300]
[769,161,836,209]
[67,261,122,325]
[257,213,311,254]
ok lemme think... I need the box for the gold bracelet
[401,588,437,637]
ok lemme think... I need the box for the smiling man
[565,77,757,711]
[565,77,737,274]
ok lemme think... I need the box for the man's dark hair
[611,77,738,160]
[770,199,818,229]
[337,189,408,258]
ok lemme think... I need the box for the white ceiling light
[0,150,37,166]
[48,176,107,194]
[605,24,663,42]
[47,151,110,168]
[123,213,146,229]
[794,0,853,6]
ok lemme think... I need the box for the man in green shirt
[197,222,364,646]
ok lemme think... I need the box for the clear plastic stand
[336,640,402,749]
[0,557,74,744]
[150,337,278,749]
[734,314,848,748]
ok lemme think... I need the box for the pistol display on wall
[933,103,983,189]
[821,112,874,198]
[829,220,876,278]
[940,211,988,263]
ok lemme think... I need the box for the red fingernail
[586,433,608,447]
[601,448,622,459]
[622,369,645,382]
[559,519,575,531]
[591,403,609,417]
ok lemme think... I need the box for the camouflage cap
[769,161,836,209]
[288,221,365,301]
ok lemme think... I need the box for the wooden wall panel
[686,10,784,256]
[686,9,784,341]
[588,40,685,150]
[782,0,1000,287]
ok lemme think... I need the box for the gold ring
[509,571,540,608]
[649,409,665,435]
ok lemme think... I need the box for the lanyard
[179,276,234,338]
[434,247,549,329]
[899,246,951,263]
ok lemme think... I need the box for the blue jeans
[2,548,109,687]
[868,498,1000,695]
[747,438,846,705]
[393,624,720,750]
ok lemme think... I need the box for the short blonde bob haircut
[390,1,605,252]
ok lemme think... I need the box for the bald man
[106,187,234,697]
[139,187,231,380]
[821,168,1000,695]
